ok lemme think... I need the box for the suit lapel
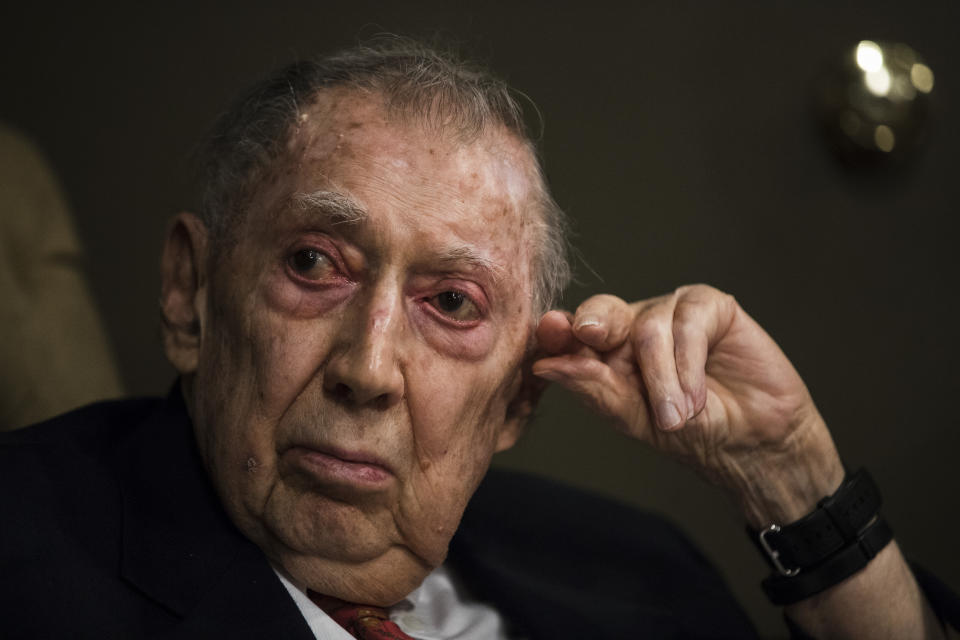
[115,388,314,638]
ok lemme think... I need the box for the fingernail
[574,316,607,341]
[658,401,683,430]
[685,393,696,417]
[574,316,601,331]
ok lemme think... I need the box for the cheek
[263,273,356,319]
[248,313,338,421]
[201,285,337,446]
[404,355,506,462]
[394,360,509,558]
[407,306,495,361]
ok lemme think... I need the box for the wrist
[721,412,845,529]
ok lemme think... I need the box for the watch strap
[753,468,881,574]
[762,515,894,605]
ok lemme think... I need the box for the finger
[571,294,633,351]
[674,285,738,415]
[631,297,689,431]
[672,296,709,417]
[535,310,577,354]
[677,284,738,351]
[532,354,652,437]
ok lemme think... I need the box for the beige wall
[0,124,122,428]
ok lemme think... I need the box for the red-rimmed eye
[289,248,335,281]
[429,291,481,321]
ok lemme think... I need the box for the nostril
[374,391,399,411]
[330,383,352,401]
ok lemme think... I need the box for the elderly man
[1,40,957,639]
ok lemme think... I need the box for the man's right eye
[288,249,335,281]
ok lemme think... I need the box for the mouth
[282,444,395,490]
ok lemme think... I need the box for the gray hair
[196,37,570,314]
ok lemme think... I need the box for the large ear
[160,212,209,375]
[495,348,549,452]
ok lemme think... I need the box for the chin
[240,494,436,604]
[259,487,398,561]
[278,543,435,606]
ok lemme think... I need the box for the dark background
[3,2,957,636]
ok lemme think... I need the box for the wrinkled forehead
[285,88,540,205]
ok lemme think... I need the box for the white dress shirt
[274,564,513,640]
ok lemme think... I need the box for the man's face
[184,90,540,605]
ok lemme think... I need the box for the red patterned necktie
[307,591,415,640]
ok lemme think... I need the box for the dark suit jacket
[7,389,942,639]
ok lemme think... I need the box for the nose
[322,289,405,409]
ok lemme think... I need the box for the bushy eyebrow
[289,189,507,285]
[290,190,367,225]
[433,245,507,283]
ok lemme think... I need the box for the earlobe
[160,212,209,375]
[495,358,548,452]
[494,419,523,453]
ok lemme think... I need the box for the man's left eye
[429,291,481,321]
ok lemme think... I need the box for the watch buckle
[759,524,800,577]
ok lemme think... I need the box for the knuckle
[677,283,718,299]
[631,319,668,351]
[674,284,739,318]
[577,293,624,312]
[672,298,703,328]
[712,290,739,318]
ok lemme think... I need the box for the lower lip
[287,447,393,488]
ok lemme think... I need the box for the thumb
[535,309,577,355]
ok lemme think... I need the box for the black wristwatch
[749,468,894,605]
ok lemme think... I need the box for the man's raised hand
[532,284,845,526]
